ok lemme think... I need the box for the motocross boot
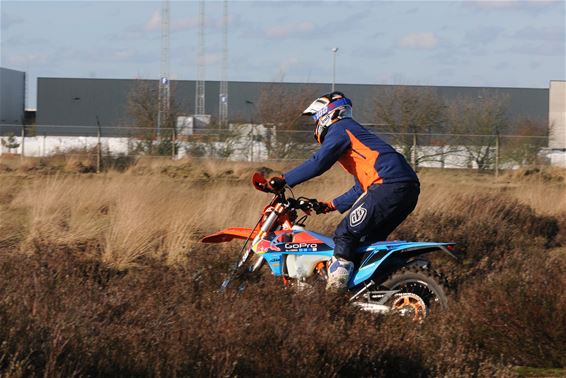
[326,256,354,291]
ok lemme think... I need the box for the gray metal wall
[0,67,25,134]
[36,77,549,136]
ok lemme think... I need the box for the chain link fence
[0,123,555,173]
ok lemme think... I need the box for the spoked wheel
[391,292,428,321]
[381,266,449,321]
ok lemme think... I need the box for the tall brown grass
[1,160,564,271]
[7,171,270,268]
[0,159,565,376]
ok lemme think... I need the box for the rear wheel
[381,266,449,321]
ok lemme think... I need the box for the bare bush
[445,92,510,170]
[373,86,450,167]
[0,162,565,376]
[126,80,180,156]
[500,117,548,166]
[255,85,318,160]
[394,191,559,281]
[448,250,566,368]
[0,246,519,377]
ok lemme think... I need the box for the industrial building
[0,68,564,166]
[35,77,550,132]
[0,67,25,133]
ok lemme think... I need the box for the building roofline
[0,66,25,74]
[36,76,550,91]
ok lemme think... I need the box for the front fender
[201,227,257,243]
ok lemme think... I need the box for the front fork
[247,202,288,273]
[221,204,285,290]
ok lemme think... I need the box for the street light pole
[331,47,339,91]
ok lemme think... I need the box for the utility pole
[218,0,229,127]
[158,0,171,140]
[195,0,206,116]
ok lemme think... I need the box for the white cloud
[264,21,315,38]
[5,52,52,66]
[172,15,227,32]
[172,16,199,31]
[142,10,228,33]
[399,32,439,49]
[144,9,161,32]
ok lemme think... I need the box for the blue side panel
[348,241,454,288]
[264,254,283,276]
[261,230,453,282]
[305,230,335,248]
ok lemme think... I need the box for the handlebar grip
[311,200,323,214]
[268,177,286,192]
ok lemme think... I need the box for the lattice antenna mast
[219,0,229,126]
[195,0,206,115]
[158,0,171,138]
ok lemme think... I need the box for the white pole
[20,125,25,160]
[332,47,338,91]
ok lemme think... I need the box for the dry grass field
[0,155,565,377]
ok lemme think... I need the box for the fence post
[20,124,25,161]
[171,127,176,160]
[495,131,500,178]
[96,116,102,174]
[250,125,254,162]
[411,131,417,169]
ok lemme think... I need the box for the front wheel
[381,266,449,321]
[221,252,264,291]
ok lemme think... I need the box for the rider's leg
[362,183,420,244]
[329,183,420,290]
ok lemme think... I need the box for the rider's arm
[283,126,350,187]
[332,179,363,213]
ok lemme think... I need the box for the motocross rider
[268,91,420,290]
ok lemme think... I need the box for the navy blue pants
[333,182,420,262]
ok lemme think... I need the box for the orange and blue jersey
[284,118,419,213]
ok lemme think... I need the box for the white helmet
[302,91,352,143]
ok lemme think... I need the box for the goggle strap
[312,98,352,121]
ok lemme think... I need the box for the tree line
[125,81,548,169]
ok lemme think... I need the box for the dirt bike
[202,172,461,321]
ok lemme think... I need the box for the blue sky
[1,0,565,108]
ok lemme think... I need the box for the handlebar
[252,172,326,215]
[288,197,326,215]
